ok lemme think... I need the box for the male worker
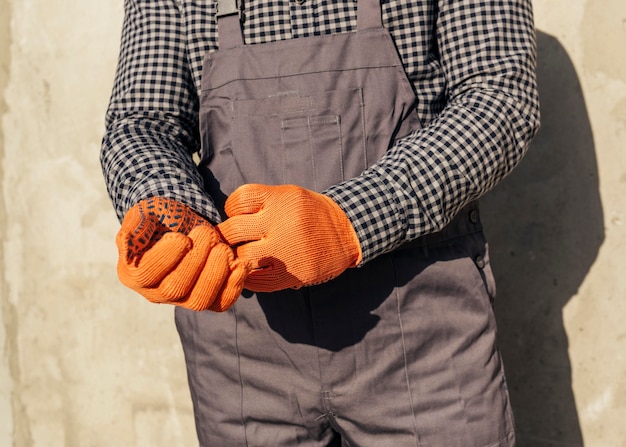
[101,0,540,445]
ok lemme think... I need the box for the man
[101,0,539,445]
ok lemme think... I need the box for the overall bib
[175,1,515,446]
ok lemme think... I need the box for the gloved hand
[116,197,250,311]
[217,184,362,292]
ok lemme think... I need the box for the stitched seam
[233,306,250,446]
[392,254,421,447]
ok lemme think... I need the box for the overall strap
[357,0,383,30]
[216,0,383,50]
[216,0,243,49]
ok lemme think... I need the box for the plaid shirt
[101,0,539,263]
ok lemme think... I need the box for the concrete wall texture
[0,0,624,445]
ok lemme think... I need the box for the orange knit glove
[217,184,362,292]
[116,197,250,311]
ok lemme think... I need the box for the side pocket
[280,114,344,192]
[456,232,498,308]
[479,244,497,306]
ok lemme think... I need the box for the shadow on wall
[481,31,604,447]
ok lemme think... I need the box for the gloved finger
[151,226,219,302]
[118,231,191,288]
[223,183,270,217]
[186,243,233,310]
[236,240,292,292]
[244,266,295,293]
[181,242,233,311]
[232,239,272,270]
[209,258,251,312]
[118,205,159,258]
[216,213,265,246]
[237,240,316,292]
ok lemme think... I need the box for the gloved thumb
[224,184,270,217]
[218,184,273,246]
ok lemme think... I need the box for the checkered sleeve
[325,0,541,263]
[100,0,221,224]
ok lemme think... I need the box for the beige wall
[1,0,624,446]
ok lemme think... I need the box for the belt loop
[217,0,244,49]
[357,0,383,30]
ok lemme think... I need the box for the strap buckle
[216,0,240,18]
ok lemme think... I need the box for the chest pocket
[230,87,366,192]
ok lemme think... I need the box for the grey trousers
[175,203,516,447]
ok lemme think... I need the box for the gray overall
[174,1,516,446]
